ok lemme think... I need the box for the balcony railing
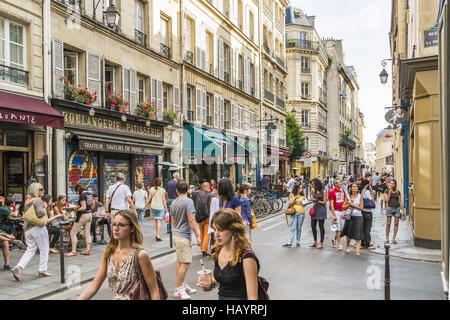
[275,55,285,68]
[301,67,311,74]
[186,110,194,122]
[206,115,212,127]
[318,124,328,134]
[59,0,81,12]
[340,134,356,150]
[264,89,274,102]
[319,99,327,108]
[276,97,285,108]
[135,29,147,47]
[263,2,273,16]
[263,41,271,56]
[301,95,312,100]
[223,120,230,129]
[184,50,193,64]
[0,64,29,86]
[286,39,328,58]
[160,43,170,59]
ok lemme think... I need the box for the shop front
[0,92,64,203]
[53,100,166,203]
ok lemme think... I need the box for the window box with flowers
[105,82,129,113]
[163,107,178,124]
[61,77,97,105]
[136,100,156,119]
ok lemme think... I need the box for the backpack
[242,249,269,300]
[194,191,212,223]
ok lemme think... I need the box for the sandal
[338,245,343,251]
[345,248,350,254]
[310,243,317,248]
[64,251,77,257]
[392,240,398,244]
[80,250,91,256]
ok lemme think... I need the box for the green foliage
[286,114,307,161]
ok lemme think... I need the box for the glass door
[4,152,26,203]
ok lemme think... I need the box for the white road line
[260,219,286,232]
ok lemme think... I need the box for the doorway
[1,152,27,203]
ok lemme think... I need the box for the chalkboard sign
[424,29,438,47]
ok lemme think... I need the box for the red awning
[0,91,64,128]
[269,146,291,157]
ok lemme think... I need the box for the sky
[290,0,393,145]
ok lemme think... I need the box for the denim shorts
[136,209,146,223]
[386,207,401,218]
[152,208,165,220]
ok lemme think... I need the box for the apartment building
[324,38,361,177]
[285,7,329,179]
[375,129,395,174]
[261,0,290,182]
[181,0,262,186]
[50,0,180,201]
[0,0,64,200]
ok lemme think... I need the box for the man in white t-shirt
[133,183,148,228]
[104,173,136,218]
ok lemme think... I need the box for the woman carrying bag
[282,184,306,248]
[309,179,328,249]
[11,183,51,281]
[341,183,364,256]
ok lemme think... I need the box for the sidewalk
[368,199,441,263]
[0,216,175,300]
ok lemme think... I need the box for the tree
[286,114,307,162]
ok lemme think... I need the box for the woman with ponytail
[198,208,259,300]
[78,209,160,300]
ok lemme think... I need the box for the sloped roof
[285,6,313,27]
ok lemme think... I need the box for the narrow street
[44,202,444,300]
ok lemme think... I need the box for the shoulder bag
[23,200,48,227]
[242,250,269,300]
[285,197,296,216]
[363,190,376,209]
[129,248,168,300]
[107,184,122,212]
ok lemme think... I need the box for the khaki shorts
[173,236,192,264]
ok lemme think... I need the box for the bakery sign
[79,139,164,156]
[61,109,163,141]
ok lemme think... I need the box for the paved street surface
[41,199,444,300]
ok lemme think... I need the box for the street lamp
[290,107,297,118]
[379,59,392,85]
[105,1,120,29]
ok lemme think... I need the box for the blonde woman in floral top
[282,184,306,248]
[78,209,160,300]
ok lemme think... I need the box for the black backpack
[194,191,212,223]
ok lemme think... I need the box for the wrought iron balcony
[160,43,170,59]
[185,110,194,122]
[264,89,274,102]
[0,64,29,86]
[276,97,285,108]
[340,134,356,150]
[319,99,327,108]
[263,41,272,56]
[238,80,243,90]
[301,67,311,74]
[286,39,328,58]
[135,29,147,47]
[318,124,328,134]
[184,50,194,64]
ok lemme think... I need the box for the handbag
[242,250,269,300]
[341,208,351,220]
[23,200,48,227]
[129,248,168,300]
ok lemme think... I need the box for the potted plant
[163,106,177,124]
[344,129,352,137]
[136,100,155,118]
[105,82,128,112]
[61,77,97,105]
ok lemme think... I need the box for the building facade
[390,0,440,249]
[285,7,329,179]
[364,143,376,174]
[50,0,180,201]
[0,0,64,202]
[324,39,361,177]
[375,129,395,174]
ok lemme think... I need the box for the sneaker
[11,240,22,246]
[282,243,293,248]
[3,264,11,271]
[295,243,301,248]
[173,287,191,300]
[182,282,197,294]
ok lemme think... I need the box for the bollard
[59,226,65,284]
[168,210,173,249]
[384,244,391,300]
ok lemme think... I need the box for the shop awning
[0,91,64,128]
[184,126,222,156]
[269,146,291,158]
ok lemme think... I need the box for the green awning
[184,126,222,156]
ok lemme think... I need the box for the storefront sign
[424,29,438,47]
[79,140,164,156]
[0,110,38,125]
[61,109,163,141]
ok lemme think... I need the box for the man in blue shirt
[166,172,180,233]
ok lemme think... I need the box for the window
[238,0,243,30]
[184,17,193,53]
[301,57,310,72]
[249,11,254,40]
[0,18,26,86]
[105,65,115,92]
[135,1,144,32]
[224,100,229,129]
[138,76,145,102]
[301,110,309,125]
[205,31,213,73]
[64,51,78,85]
[299,32,307,41]
[163,84,170,111]
[206,94,212,126]
[301,82,309,98]
[160,17,169,46]
[223,42,230,83]
[249,111,255,132]
[237,106,244,131]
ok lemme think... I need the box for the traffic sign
[305,152,312,159]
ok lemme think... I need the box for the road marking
[260,220,286,232]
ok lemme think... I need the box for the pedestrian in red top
[210,180,216,192]
[329,178,349,251]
